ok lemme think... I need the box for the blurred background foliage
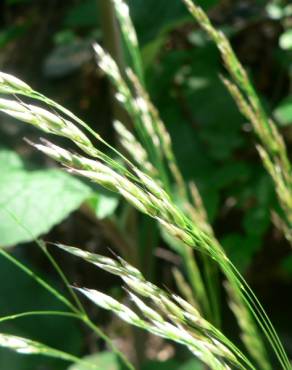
[1,0,292,369]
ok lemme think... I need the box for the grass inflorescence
[0,0,291,369]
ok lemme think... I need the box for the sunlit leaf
[0,150,91,246]
[87,190,119,220]
[68,351,119,370]
[274,97,292,126]
[279,29,292,50]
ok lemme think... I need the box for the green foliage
[0,149,91,246]
[88,190,119,220]
[142,360,180,370]
[279,30,292,50]
[1,0,292,369]
[274,97,292,126]
[129,0,216,45]
[179,359,203,370]
[64,0,99,28]
[69,356,203,370]
[68,351,120,370]
[142,359,203,370]
[221,233,261,272]
[0,24,29,49]
[0,252,82,370]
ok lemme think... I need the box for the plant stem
[39,241,86,315]
[81,315,136,370]
[0,311,80,323]
[0,248,77,313]
[99,0,126,74]
[202,253,221,328]
[0,247,136,370]
[226,261,291,370]
[98,0,130,126]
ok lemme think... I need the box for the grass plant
[0,0,291,369]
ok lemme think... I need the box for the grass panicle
[57,243,254,370]
[1,1,291,367]
[183,0,292,235]
[0,67,290,369]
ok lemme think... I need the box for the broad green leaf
[179,358,203,370]
[69,351,119,370]
[266,4,284,19]
[88,190,119,220]
[279,29,292,50]
[0,149,23,172]
[141,358,203,370]
[142,359,179,370]
[0,150,91,246]
[274,96,292,126]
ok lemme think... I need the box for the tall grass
[182,0,292,243]
[0,0,291,369]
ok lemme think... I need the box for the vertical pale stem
[98,2,146,367]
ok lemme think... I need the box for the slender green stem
[0,310,80,323]
[201,253,221,328]
[226,261,291,370]
[0,248,77,313]
[191,237,290,369]
[0,209,135,369]
[1,208,84,314]
[39,241,86,315]
[182,247,211,318]
[0,308,135,370]
[81,316,136,370]
[210,325,256,370]
[0,248,135,370]
[99,0,126,76]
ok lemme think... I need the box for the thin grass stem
[39,241,86,316]
[228,262,291,370]
[0,311,80,323]
[0,248,77,313]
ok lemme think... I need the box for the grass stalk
[0,311,80,323]
[0,248,77,313]
[1,12,291,364]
